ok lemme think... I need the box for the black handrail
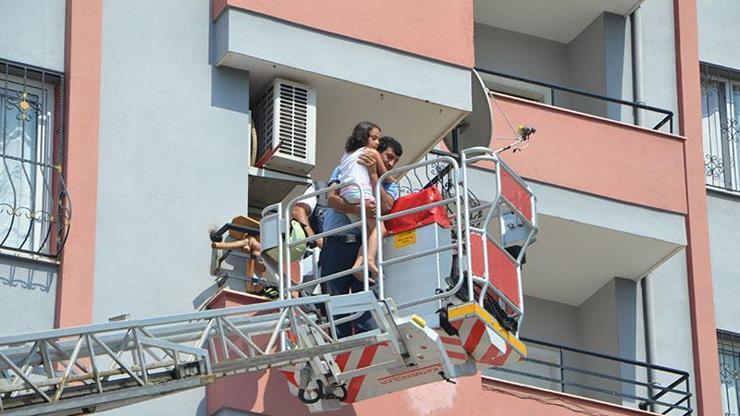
[476,67,674,134]
[486,337,693,415]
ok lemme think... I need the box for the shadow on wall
[0,258,55,293]
[211,66,251,114]
[196,396,207,416]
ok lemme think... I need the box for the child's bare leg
[365,221,380,277]
[353,221,379,283]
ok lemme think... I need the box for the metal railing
[476,68,674,134]
[396,149,483,226]
[486,337,692,415]
[0,58,70,260]
[375,156,467,309]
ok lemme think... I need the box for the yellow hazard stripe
[447,303,527,357]
[446,302,478,319]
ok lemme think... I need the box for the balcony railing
[476,68,674,134]
[0,59,70,260]
[486,337,692,415]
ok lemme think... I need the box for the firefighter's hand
[355,201,377,218]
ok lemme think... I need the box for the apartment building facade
[0,0,733,415]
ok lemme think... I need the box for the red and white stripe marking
[437,331,468,365]
[278,343,385,403]
[451,316,508,366]
[333,342,384,403]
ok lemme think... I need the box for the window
[0,59,69,259]
[719,331,740,416]
[478,71,553,104]
[701,64,740,193]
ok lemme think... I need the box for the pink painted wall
[209,370,482,416]
[480,379,651,416]
[488,93,688,214]
[672,0,723,414]
[55,0,102,328]
[213,0,474,68]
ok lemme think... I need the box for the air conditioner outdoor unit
[253,78,317,175]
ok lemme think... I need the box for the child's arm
[374,151,387,177]
[358,149,385,178]
[364,150,396,214]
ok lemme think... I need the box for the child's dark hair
[345,121,380,153]
[378,136,403,157]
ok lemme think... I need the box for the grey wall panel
[474,24,569,86]
[646,250,696,411]
[0,0,65,71]
[94,0,249,321]
[485,295,580,391]
[698,0,740,70]
[520,295,580,346]
[94,0,250,413]
[566,15,607,117]
[575,279,619,402]
[603,13,634,123]
[615,277,639,406]
[707,192,740,333]
[639,0,679,130]
[0,0,62,342]
[0,257,57,336]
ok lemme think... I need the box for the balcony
[477,69,673,134]
[487,89,686,214]
[486,338,692,415]
[474,0,668,127]
[454,68,686,214]
[470,0,686,214]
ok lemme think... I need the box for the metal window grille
[0,58,70,260]
[719,330,740,416]
[701,63,740,193]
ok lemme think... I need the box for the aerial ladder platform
[0,145,537,415]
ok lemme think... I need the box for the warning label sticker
[394,230,416,249]
[377,364,442,385]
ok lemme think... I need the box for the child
[337,121,388,280]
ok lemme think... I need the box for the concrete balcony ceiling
[474,0,645,43]
[524,213,683,306]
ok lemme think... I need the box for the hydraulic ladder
[0,292,404,415]
[0,140,538,415]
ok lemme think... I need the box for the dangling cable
[488,94,537,154]
[491,94,520,139]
